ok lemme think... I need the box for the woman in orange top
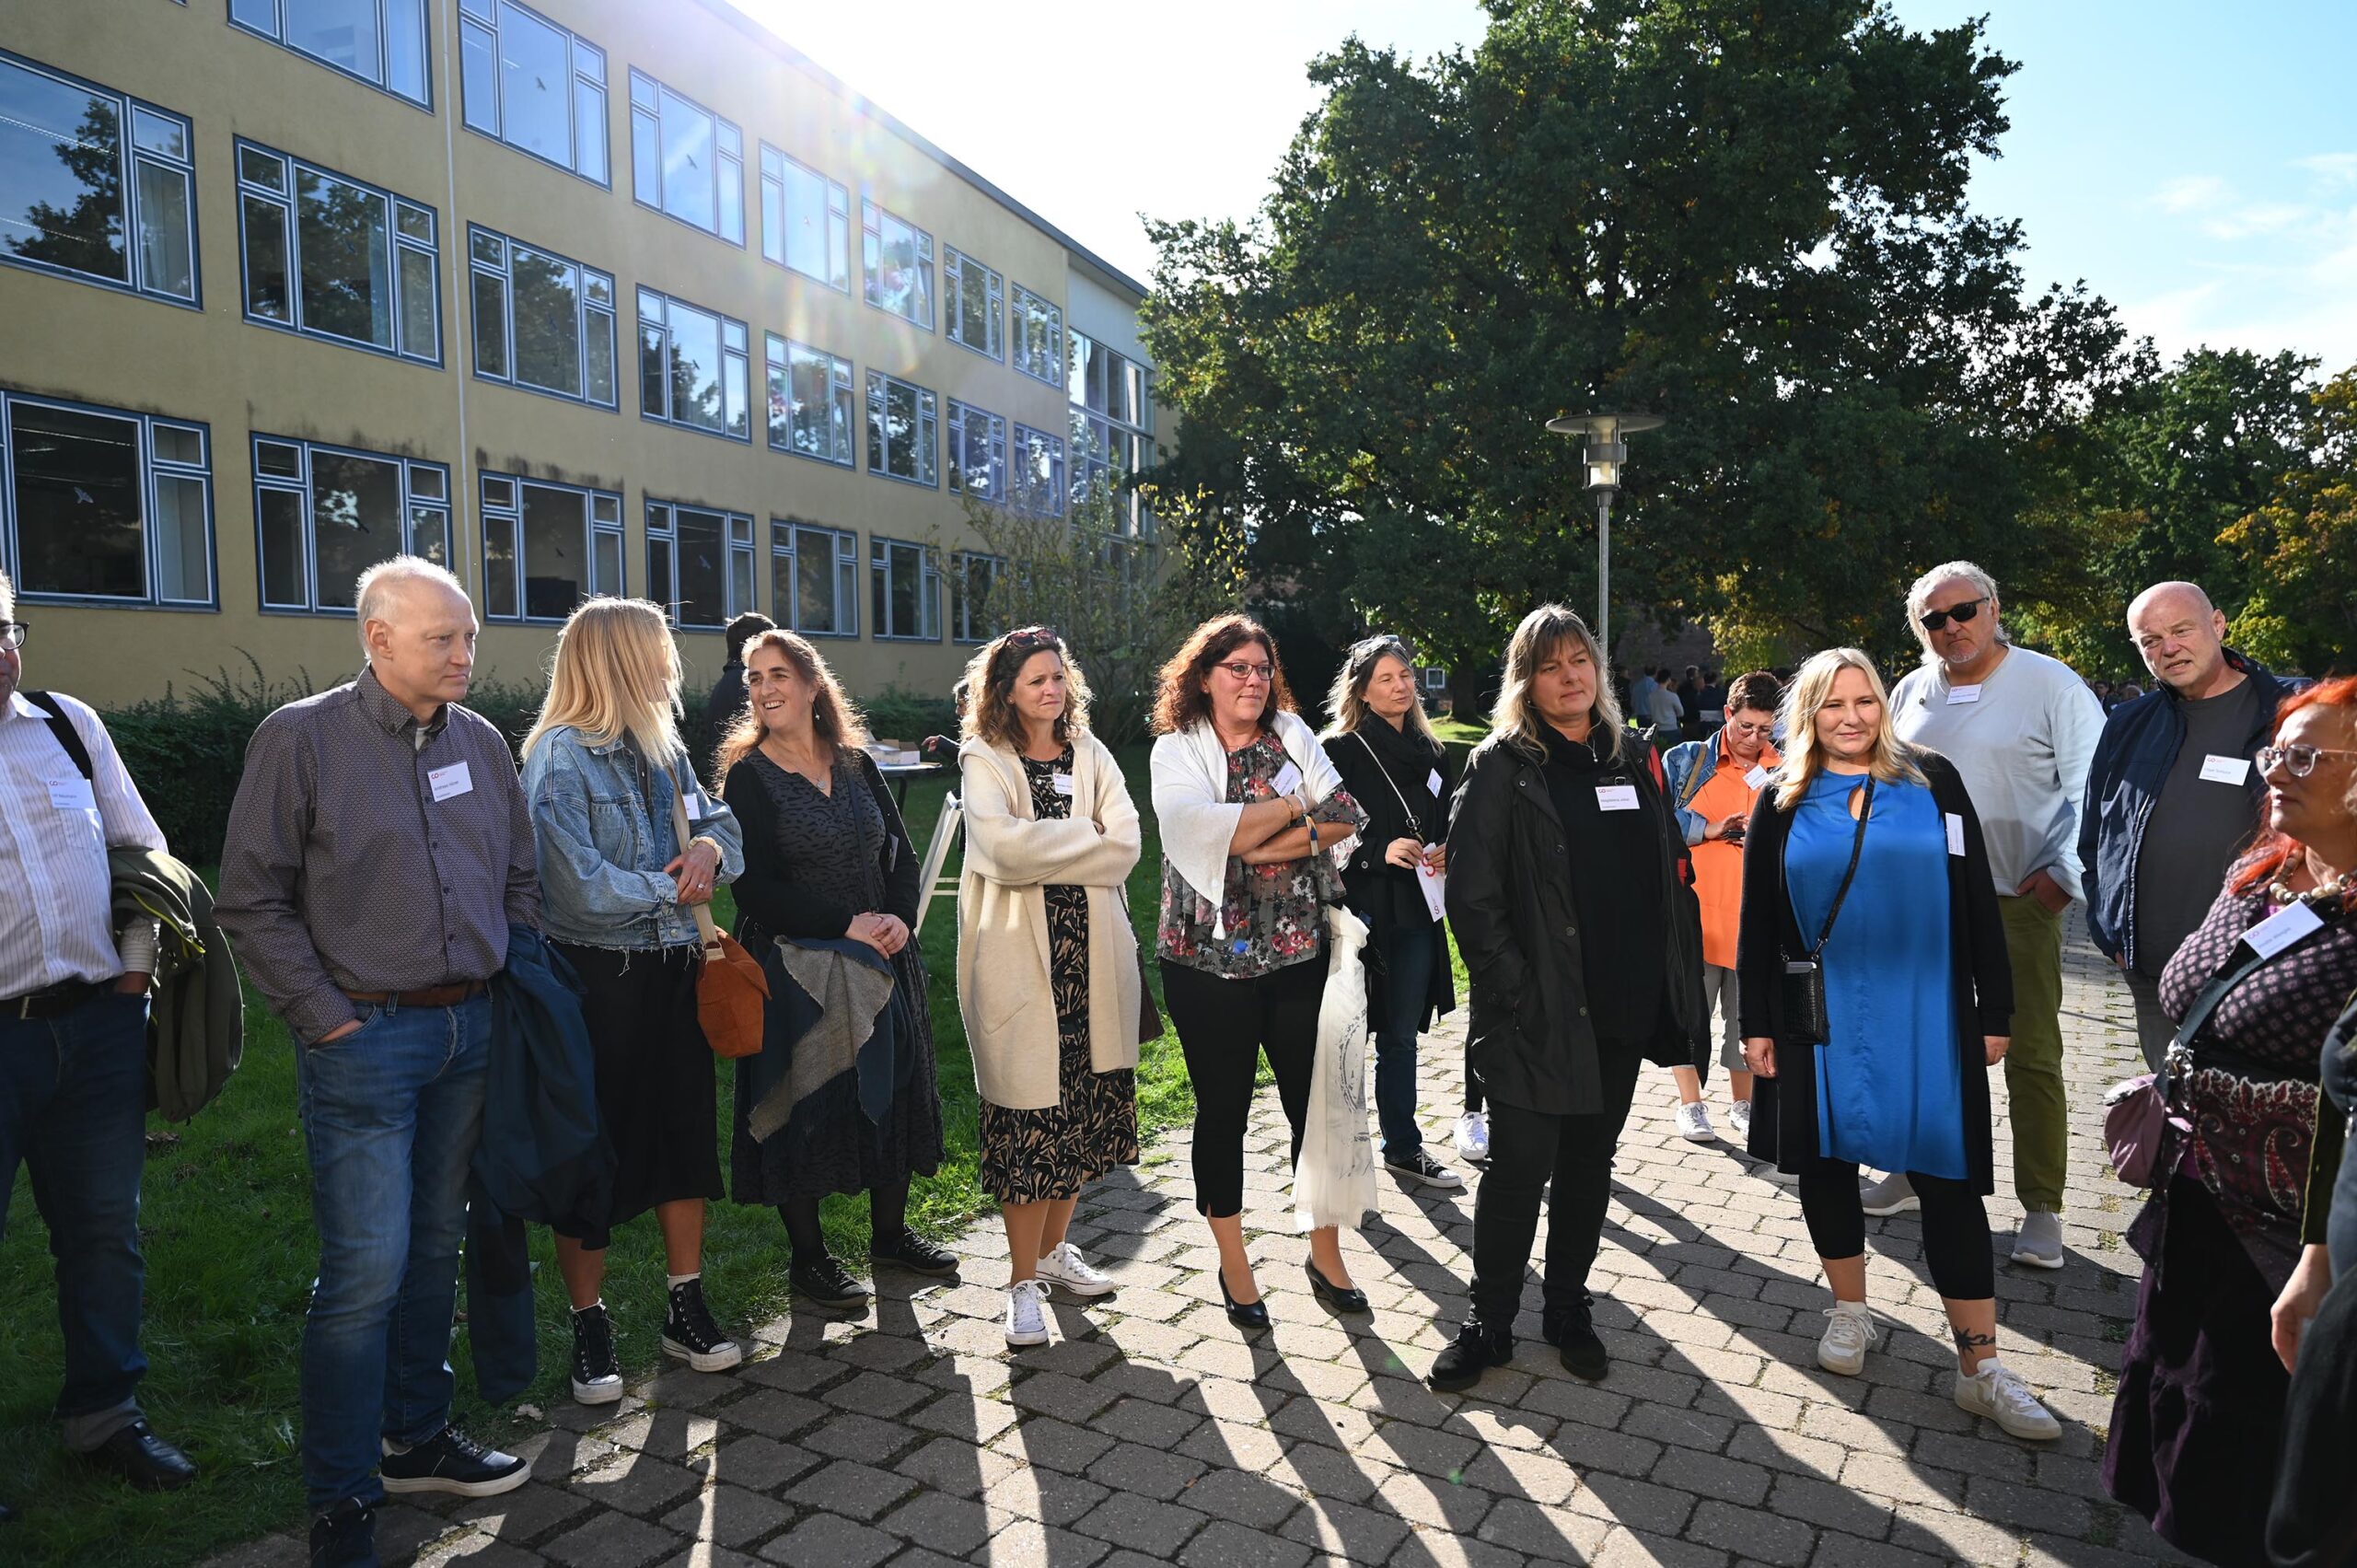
[1658,671,1784,1143]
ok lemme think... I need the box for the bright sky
[729,0,2357,373]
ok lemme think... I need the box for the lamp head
[1545,412,1666,495]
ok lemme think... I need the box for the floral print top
[1157,731,1367,980]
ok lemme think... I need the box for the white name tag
[2199,753,2251,786]
[48,776,97,812]
[1743,764,1771,790]
[1427,768,1444,796]
[426,761,474,802]
[1596,784,1640,812]
[1945,812,1966,857]
[1051,773,1075,796]
[1945,685,1982,705]
[1270,760,1303,797]
[683,790,707,820]
[1415,862,1448,922]
[2245,900,2324,958]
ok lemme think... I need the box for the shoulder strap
[1353,730,1424,835]
[21,691,94,782]
[2165,902,2351,1089]
[1674,744,1713,811]
[668,769,725,953]
[1792,776,1875,961]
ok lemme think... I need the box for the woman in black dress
[716,630,952,1307]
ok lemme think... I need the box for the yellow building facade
[0,0,1162,708]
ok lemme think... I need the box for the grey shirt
[2131,677,2269,978]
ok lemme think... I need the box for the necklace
[2269,852,2352,910]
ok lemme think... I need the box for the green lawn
[0,747,1196,1567]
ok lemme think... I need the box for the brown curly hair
[1151,613,1296,736]
[962,626,1095,753]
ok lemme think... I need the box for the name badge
[1427,768,1444,796]
[1945,812,1966,857]
[1742,764,1771,790]
[2245,900,2324,959]
[48,776,97,812]
[1945,685,1982,705]
[1051,773,1075,796]
[2199,753,2251,786]
[1596,784,1640,812]
[1270,760,1303,797]
[426,761,474,803]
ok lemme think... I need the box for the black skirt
[551,940,725,1249]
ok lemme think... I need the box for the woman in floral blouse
[1149,615,1369,1328]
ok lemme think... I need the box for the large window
[1012,424,1065,518]
[771,520,856,638]
[628,70,741,245]
[480,472,621,621]
[238,141,439,365]
[944,247,1002,360]
[1069,330,1155,535]
[0,54,197,306]
[1011,284,1062,385]
[457,0,608,185]
[252,436,447,613]
[646,500,752,629]
[865,371,936,487]
[1,393,211,606]
[860,200,931,328]
[469,226,615,408]
[946,401,1004,504]
[949,550,1001,644]
[759,146,846,290]
[229,0,429,107]
[765,335,852,467]
[869,537,938,642]
[639,288,749,441]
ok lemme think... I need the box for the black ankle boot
[1428,1318,1514,1392]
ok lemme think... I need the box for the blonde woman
[518,598,748,1404]
[955,627,1144,1346]
[1734,649,2058,1439]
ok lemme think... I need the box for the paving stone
[571,1456,706,1518]
[782,1458,917,1518]
[1175,1517,1316,1568]
[799,1410,922,1466]
[1590,1526,1730,1568]
[658,1483,791,1549]
[1648,1447,1771,1507]
[540,1512,682,1568]
[993,1413,1118,1474]
[981,1467,1111,1529]
[453,1482,595,1544]
[1072,1490,1211,1555]
[1683,1499,1815,1566]
[1277,1496,1415,1564]
[892,1434,1022,1498]
[753,1511,899,1568]
[1086,1439,1209,1500]
[707,1435,822,1493]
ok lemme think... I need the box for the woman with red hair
[2105,675,2357,1565]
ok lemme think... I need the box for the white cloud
[2154,174,2228,215]
[2297,152,2357,184]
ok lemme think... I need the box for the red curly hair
[2230,673,2357,896]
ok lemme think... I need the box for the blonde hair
[963,627,1094,753]
[714,628,870,777]
[1486,604,1626,765]
[1771,647,1926,808]
[520,598,682,762]
[1321,634,1440,746]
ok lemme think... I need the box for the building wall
[0,0,1162,709]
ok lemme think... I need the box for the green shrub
[860,682,958,744]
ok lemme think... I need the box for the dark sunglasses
[1919,597,1988,633]
[1004,626,1061,650]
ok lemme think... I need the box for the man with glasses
[2080,581,2301,1068]
[1885,562,2104,1270]
[0,572,200,1519]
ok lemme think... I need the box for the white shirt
[0,690,166,996]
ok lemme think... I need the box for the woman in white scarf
[1149,615,1370,1327]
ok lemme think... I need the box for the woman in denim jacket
[519,598,747,1406]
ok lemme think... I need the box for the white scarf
[1150,709,1347,941]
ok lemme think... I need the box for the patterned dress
[977,749,1141,1205]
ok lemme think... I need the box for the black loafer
[873,1231,960,1277]
[1428,1318,1515,1392]
[1303,1260,1370,1315]
[1218,1266,1270,1330]
[86,1420,198,1492]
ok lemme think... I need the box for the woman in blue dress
[1736,648,2061,1441]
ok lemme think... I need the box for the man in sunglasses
[2079,581,2303,1069]
[1883,562,2105,1271]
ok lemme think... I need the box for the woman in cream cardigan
[956,627,1144,1347]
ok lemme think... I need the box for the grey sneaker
[2010,1209,2066,1270]
[1859,1171,1919,1216]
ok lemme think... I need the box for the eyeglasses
[0,621,21,652]
[1216,660,1275,683]
[1918,598,1988,633]
[1726,720,1775,738]
[2257,744,2357,777]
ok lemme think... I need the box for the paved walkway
[209,936,2196,1568]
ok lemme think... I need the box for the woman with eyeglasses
[1150,614,1371,1326]
[954,627,1143,1348]
[1319,635,1461,1191]
[2105,677,2357,1567]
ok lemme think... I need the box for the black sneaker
[661,1278,744,1372]
[790,1254,870,1307]
[570,1303,623,1405]
[308,1498,377,1568]
[1427,1318,1515,1393]
[1384,1147,1466,1190]
[378,1425,528,1498]
[873,1230,960,1277]
[1542,1298,1610,1382]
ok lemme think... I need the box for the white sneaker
[1034,1242,1117,1298]
[2009,1210,2066,1270]
[1859,1171,1919,1215]
[1817,1301,1876,1376]
[1728,1099,1753,1142]
[1453,1110,1491,1163]
[1004,1279,1049,1347]
[1954,1360,2061,1441]
[1674,1102,1715,1143]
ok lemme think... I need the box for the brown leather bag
[670,778,769,1059]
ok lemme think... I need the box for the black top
[1540,724,1665,1042]
[703,662,749,741]
[1324,718,1452,931]
[720,746,918,940]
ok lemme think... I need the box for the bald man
[2079,581,2304,1066]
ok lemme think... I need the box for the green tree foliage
[2219,367,2357,675]
[12,100,128,280]
[1141,0,2136,676]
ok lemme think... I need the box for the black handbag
[1778,775,1874,1047]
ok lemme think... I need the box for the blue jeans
[296,996,490,1512]
[0,988,152,1450]
[1374,919,1439,1162]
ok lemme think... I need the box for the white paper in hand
[1416,862,1447,923]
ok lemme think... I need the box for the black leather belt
[6,979,108,1020]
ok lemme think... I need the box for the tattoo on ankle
[1952,1329,1997,1353]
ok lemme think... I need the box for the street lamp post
[1543,412,1666,650]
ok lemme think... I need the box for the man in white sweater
[1879,562,2105,1270]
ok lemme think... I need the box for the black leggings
[1794,1160,1994,1301]
[776,1177,911,1262]
[1159,957,1323,1218]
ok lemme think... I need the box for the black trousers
[1469,1039,1643,1327]
[1794,1160,1995,1301]
[1160,957,1324,1218]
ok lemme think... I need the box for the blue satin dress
[1786,771,1967,1179]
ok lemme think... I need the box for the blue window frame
[864,370,936,488]
[1010,283,1062,386]
[770,519,857,639]
[227,0,431,109]
[479,470,622,622]
[251,435,447,614]
[943,246,1002,361]
[1012,423,1065,518]
[860,197,932,328]
[628,69,742,246]
[869,536,939,642]
[950,550,1001,645]
[759,145,847,290]
[469,225,616,409]
[638,287,749,442]
[0,390,213,609]
[456,0,608,186]
[236,139,441,366]
[946,400,1004,504]
[764,334,853,467]
[646,499,753,630]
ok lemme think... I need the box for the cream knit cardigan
[954,732,1144,1111]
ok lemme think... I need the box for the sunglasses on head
[1919,597,1988,633]
[1004,626,1060,651]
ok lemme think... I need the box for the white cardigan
[955,732,1144,1110]
[1149,709,1348,940]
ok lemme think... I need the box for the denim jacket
[1661,737,1730,847]
[520,726,745,950]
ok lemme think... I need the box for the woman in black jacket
[1430,605,1706,1392]
[1321,635,1461,1191]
